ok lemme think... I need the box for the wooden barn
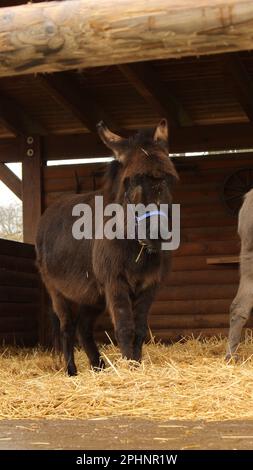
[1,0,253,348]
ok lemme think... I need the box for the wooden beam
[36,73,116,133]
[0,1,253,77]
[0,92,47,136]
[0,162,22,199]
[118,63,192,127]
[206,256,239,265]
[43,123,253,159]
[171,122,253,153]
[223,54,253,121]
[22,136,43,244]
[0,122,252,166]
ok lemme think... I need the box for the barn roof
[0,1,253,152]
[0,51,252,138]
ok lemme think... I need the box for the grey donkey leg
[226,281,253,360]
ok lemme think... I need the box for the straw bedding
[1,333,253,421]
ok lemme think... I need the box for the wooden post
[21,136,49,347]
[0,0,253,77]
[22,136,43,244]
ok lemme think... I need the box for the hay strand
[1,336,253,421]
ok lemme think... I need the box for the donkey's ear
[97,121,125,161]
[153,119,169,145]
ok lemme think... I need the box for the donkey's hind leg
[226,278,253,359]
[50,289,77,376]
[49,307,61,354]
[77,305,105,370]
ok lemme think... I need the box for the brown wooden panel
[0,239,35,258]
[157,284,237,301]
[0,286,39,303]
[181,203,233,216]
[149,313,231,329]
[0,332,38,346]
[181,226,237,242]
[43,163,106,179]
[206,256,239,265]
[0,316,37,332]
[0,255,37,272]
[168,269,239,286]
[0,239,41,345]
[175,241,239,257]
[0,138,20,163]
[44,126,253,158]
[192,155,253,171]
[0,269,39,288]
[44,176,96,193]
[150,299,232,316]
[0,302,39,315]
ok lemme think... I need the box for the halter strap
[136,210,168,224]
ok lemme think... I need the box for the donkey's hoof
[67,364,78,376]
[225,353,239,363]
[129,359,141,369]
[91,358,106,372]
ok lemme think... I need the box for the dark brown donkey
[36,119,178,375]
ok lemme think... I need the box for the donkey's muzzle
[136,210,170,247]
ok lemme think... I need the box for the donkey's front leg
[133,285,157,362]
[106,281,134,360]
[226,278,253,359]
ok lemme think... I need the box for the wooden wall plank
[168,269,239,286]
[44,124,253,158]
[0,332,37,346]
[157,284,237,301]
[0,254,37,272]
[0,239,40,346]
[150,299,232,316]
[0,269,39,287]
[0,239,35,258]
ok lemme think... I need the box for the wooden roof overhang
[0,0,252,160]
[0,0,253,243]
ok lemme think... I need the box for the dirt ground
[0,418,253,450]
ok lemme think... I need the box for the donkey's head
[97,119,178,251]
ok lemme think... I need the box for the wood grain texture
[43,124,253,159]
[118,62,192,127]
[0,1,253,77]
[0,239,40,346]
[22,136,43,244]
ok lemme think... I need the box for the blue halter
[136,210,168,224]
